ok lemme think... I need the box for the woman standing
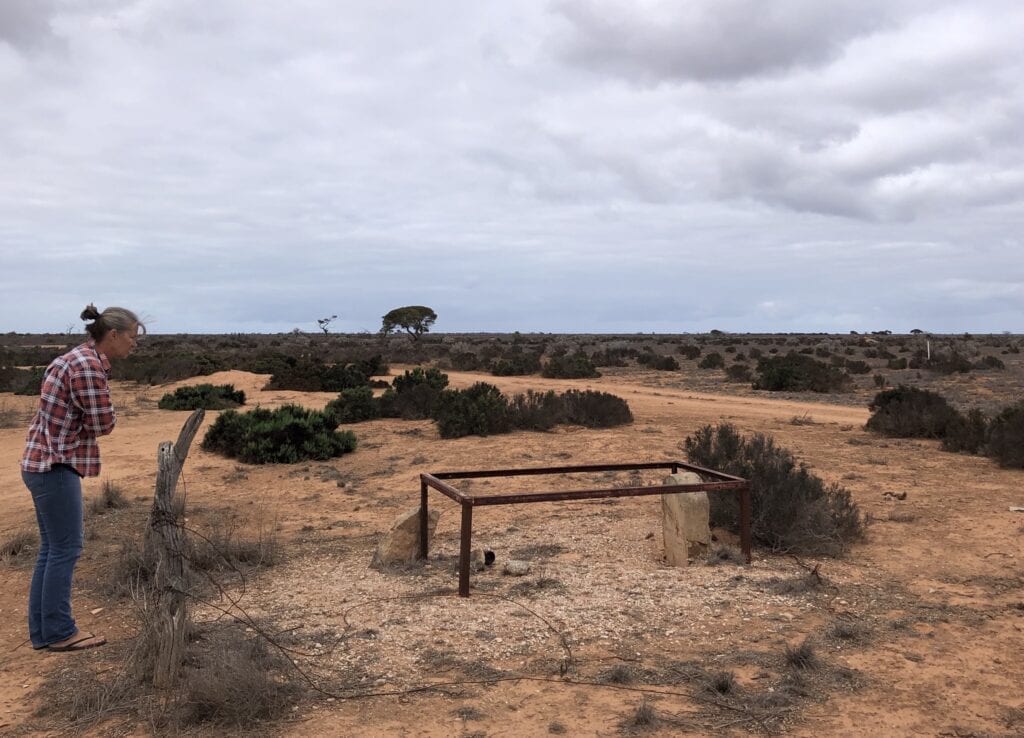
[21,304,144,652]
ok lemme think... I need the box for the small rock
[503,560,531,576]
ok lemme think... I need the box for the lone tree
[317,314,338,334]
[381,305,437,341]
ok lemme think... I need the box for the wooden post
[145,409,204,689]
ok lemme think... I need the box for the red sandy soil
[0,367,1021,736]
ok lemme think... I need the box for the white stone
[661,472,711,567]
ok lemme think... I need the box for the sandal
[47,633,107,652]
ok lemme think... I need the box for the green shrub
[449,351,483,371]
[941,408,989,454]
[866,386,959,439]
[542,351,600,379]
[265,359,376,392]
[491,351,542,376]
[754,352,850,392]
[908,350,972,374]
[434,383,511,438]
[985,403,1024,468]
[678,345,702,360]
[508,390,564,431]
[325,386,380,423]
[379,367,448,419]
[683,424,864,556]
[844,359,872,375]
[560,390,633,428]
[974,355,1005,370]
[158,384,246,411]
[697,352,725,369]
[637,353,680,371]
[887,357,908,370]
[201,404,356,464]
[724,364,752,383]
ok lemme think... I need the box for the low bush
[754,353,850,393]
[542,351,600,379]
[201,405,356,464]
[491,351,542,376]
[379,367,448,419]
[678,345,701,360]
[448,351,483,371]
[683,424,865,556]
[844,359,872,375]
[698,352,725,369]
[507,390,563,431]
[158,384,245,411]
[265,355,384,392]
[325,386,381,424]
[974,355,1005,370]
[986,402,1024,468]
[941,408,989,454]
[887,357,908,370]
[560,389,633,428]
[908,350,972,374]
[724,364,752,383]
[434,382,511,438]
[637,353,680,371]
[865,386,959,439]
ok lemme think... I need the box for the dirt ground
[1,366,1022,737]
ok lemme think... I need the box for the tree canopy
[381,305,437,340]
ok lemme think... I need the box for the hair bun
[80,304,102,321]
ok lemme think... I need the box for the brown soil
[0,367,1022,736]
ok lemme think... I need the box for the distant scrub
[637,353,680,371]
[158,384,246,411]
[542,351,601,379]
[724,364,753,383]
[201,405,356,464]
[491,350,542,376]
[684,423,864,556]
[985,403,1024,468]
[678,345,702,360]
[754,353,850,393]
[265,356,385,392]
[697,352,725,370]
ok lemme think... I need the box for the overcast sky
[1,0,1022,334]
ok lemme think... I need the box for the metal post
[458,502,473,597]
[739,484,752,564]
[418,478,429,559]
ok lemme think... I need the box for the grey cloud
[0,0,59,51]
[553,0,896,83]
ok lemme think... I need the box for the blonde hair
[81,304,146,342]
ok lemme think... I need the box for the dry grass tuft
[784,639,819,670]
[88,480,130,516]
[0,528,37,565]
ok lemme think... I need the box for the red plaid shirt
[21,342,116,477]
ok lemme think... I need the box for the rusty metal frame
[418,461,751,597]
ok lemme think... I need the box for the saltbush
[491,351,542,376]
[678,345,702,360]
[754,353,850,393]
[697,352,725,369]
[379,367,448,419]
[637,353,680,371]
[542,351,600,379]
[683,424,865,556]
[865,386,959,439]
[844,359,872,375]
[985,403,1024,468]
[724,364,752,383]
[941,408,989,454]
[158,384,246,411]
[560,389,633,428]
[434,383,511,438]
[201,404,356,464]
[325,386,380,424]
[507,390,564,431]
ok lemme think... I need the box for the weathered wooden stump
[143,408,204,689]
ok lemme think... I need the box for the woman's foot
[47,631,106,652]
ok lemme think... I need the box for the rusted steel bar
[420,474,471,503]
[419,478,429,560]
[739,483,753,564]
[470,480,747,506]
[431,461,680,480]
[459,503,473,597]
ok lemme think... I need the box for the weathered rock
[503,559,531,576]
[371,507,439,567]
[662,472,711,566]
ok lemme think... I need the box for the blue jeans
[23,466,84,648]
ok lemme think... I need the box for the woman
[21,304,144,652]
